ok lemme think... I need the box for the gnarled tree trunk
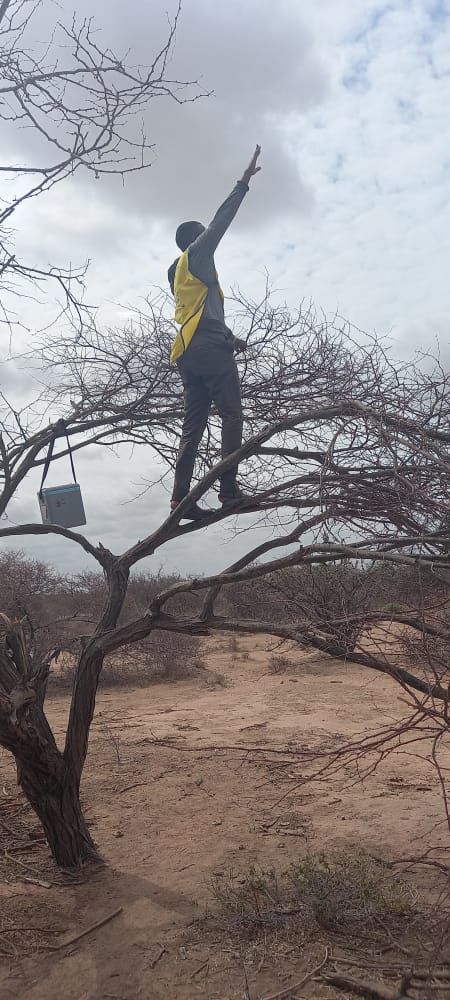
[18,754,98,868]
[2,698,99,867]
[0,617,100,867]
[0,564,129,867]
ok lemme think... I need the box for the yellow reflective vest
[170,250,224,364]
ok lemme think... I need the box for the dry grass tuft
[268,654,296,674]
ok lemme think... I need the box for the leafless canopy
[0,0,204,333]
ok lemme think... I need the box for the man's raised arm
[190,145,262,262]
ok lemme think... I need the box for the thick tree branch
[0,523,109,566]
[95,611,448,702]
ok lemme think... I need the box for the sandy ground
[1,633,449,999]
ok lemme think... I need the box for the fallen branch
[321,972,412,1000]
[149,943,166,969]
[51,906,123,951]
[387,855,449,875]
[191,959,209,978]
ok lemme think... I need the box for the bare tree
[0,7,448,873]
[0,286,449,867]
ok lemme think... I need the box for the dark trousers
[172,338,243,501]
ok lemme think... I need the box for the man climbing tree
[168,145,262,520]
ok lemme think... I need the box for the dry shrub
[99,654,206,688]
[49,653,77,688]
[288,851,412,931]
[224,564,446,652]
[211,851,413,939]
[49,631,205,689]
[268,654,296,674]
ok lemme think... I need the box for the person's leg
[207,347,243,499]
[172,371,211,504]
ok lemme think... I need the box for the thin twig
[0,818,19,837]
[373,916,411,957]
[243,961,252,1000]
[119,783,147,794]
[260,949,329,1000]
[15,874,53,889]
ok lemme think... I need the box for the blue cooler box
[38,483,86,528]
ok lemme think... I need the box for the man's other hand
[241,145,262,186]
[233,337,247,354]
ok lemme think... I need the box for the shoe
[219,487,256,509]
[170,501,209,521]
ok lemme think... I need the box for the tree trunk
[65,563,130,785]
[1,701,99,868]
[18,757,99,868]
[0,572,129,867]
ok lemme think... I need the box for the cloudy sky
[2,0,450,576]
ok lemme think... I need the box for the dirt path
[1,634,449,999]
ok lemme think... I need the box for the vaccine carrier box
[38,483,86,528]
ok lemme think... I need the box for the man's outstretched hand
[241,145,262,186]
[233,336,247,354]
